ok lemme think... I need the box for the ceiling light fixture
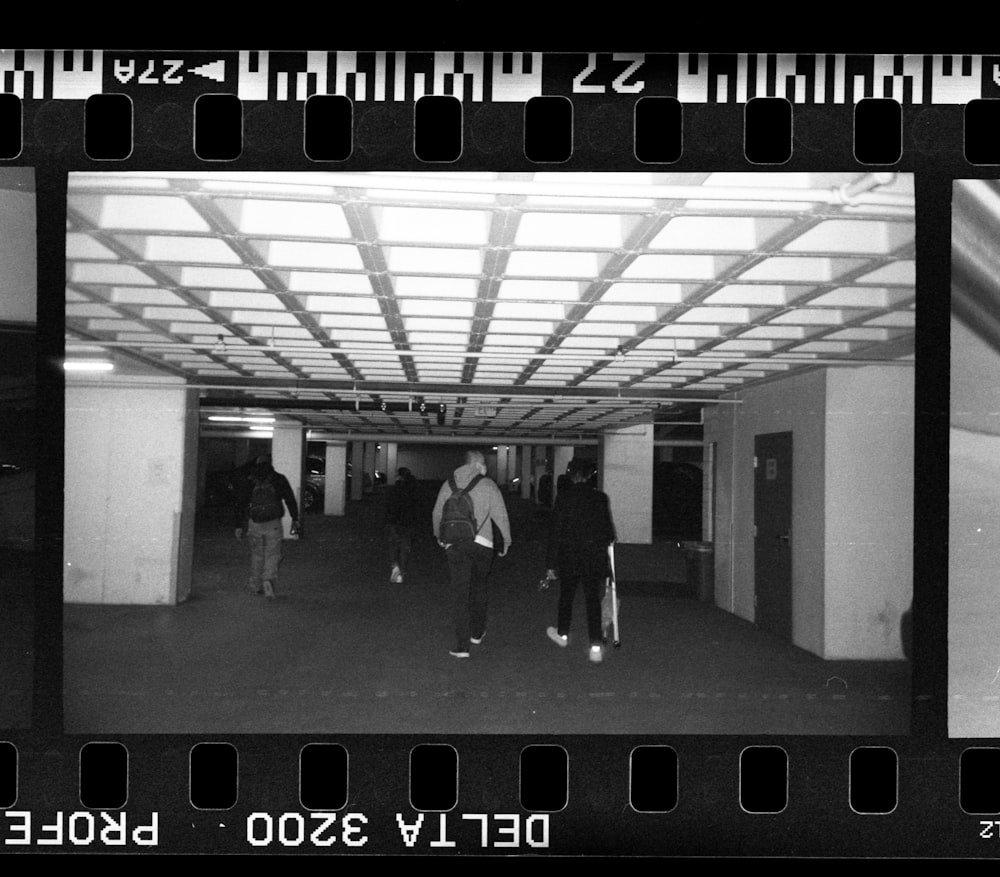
[63,360,114,372]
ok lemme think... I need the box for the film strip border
[1,738,1000,854]
[1,51,998,105]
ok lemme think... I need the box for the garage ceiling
[65,171,916,439]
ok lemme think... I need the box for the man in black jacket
[233,455,300,599]
[544,458,616,663]
[386,467,418,583]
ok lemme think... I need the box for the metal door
[754,431,793,639]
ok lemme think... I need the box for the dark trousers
[557,573,603,646]
[445,541,494,650]
[387,524,414,573]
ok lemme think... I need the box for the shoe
[246,582,262,595]
[449,650,470,658]
[589,644,604,664]
[389,565,402,584]
[262,580,275,599]
[547,627,568,647]
[471,633,485,645]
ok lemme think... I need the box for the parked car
[302,455,384,512]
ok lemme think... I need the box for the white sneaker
[547,627,568,647]
[589,644,603,664]
[449,650,470,659]
[471,633,484,645]
[262,580,275,599]
[389,565,402,583]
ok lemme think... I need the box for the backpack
[439,474,484,543]
[248,476,284,523]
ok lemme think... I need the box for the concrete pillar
[350,441,364,500]
[552,445,574,503]
[386,442,398,482]
[496,444,509,487]
[272,421,305,538]
[324,442,347,516]
[520,444,532,499]
[533,445,549,504]
[601,423,653,544]
[64,379,199,605]
[363,441,377,492]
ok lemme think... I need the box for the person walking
[233,455,301,599]
[386,467,418,583]
[432,450,511,658]
[543,458,616,663]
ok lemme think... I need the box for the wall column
[272,420,305,538]
[600,424,653,544]
[64,378,198,605]
[324,442,347,516]
[363,441,377,492]
[496,444,509,488]
[350,441,364,500]
[386,442,398,481]
[520,445,532,499]
[552,445,574,503]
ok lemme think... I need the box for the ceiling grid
[64,171,917,440]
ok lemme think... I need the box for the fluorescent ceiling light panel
[317,314,388,330]
[237,200,352,238]
[497,279,583,301]
[825,328,892,341]
[654,324,721,337]
[206,291,284,310]
[179,266,267,290]
[587,304,657,323]
[785,219,914,254]
[649,216,787,251]
[703,285,796,306]
[488,319,555,335]
[143,306,211,322]
[569,321,636,337]
[63,360,114,371]
[404,317,472,333]
[398,298,474,318]
[482,335,545,347]
[808,287,905,307]
[771,309,847,325]
[387,246,482,274]
[233,310,300,326]
[739,325,808,339]
[287,272,372,294]
[71,263,156,285]
[678,307,752,323]
[491,301,565,320]
[622,254,723,280]
[66,234,119,260]
[87,195,211,232]
[515,212,625,248]
[376,207,491,245]
[791,341,853,354]
[865,312,915,327]
[505,251,600,278]
[392,276,478,298]
[302,294,382,314]
[853,261,916,285]
[602,282,687,304]
[325,329,394,343]
[266,241,363,270]
[66,304,120,319]
[249,326,313,339]
[144,235,241,264]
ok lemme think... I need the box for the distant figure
[555,468,571,503]
[538,468,553,507]
[544,457,616,663]
[432,450,512,658]
[386,467,418,584]
[232,455,300,599]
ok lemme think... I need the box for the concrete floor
[63,490,910,735]
[0,549,34,729]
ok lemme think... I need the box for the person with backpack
[386,467,418,584]
[233,455,301,599]
[431,450,512,658]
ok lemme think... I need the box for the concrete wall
[64,379,199,605]
[824,366,914,659]
[601,424,653,544]
[707,369,827,652]
[706,364,914,659]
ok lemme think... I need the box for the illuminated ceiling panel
[65,171,917,438]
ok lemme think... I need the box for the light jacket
[432,462,512,550]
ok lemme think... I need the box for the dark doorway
[754,431,793,640]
